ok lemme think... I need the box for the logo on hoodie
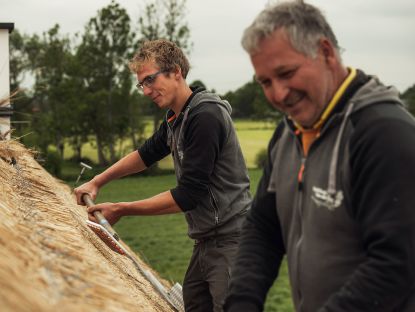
[178,150,184,162]
[311,186,343,211]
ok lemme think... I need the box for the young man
[225,1,415,311]
[74,39,251,312]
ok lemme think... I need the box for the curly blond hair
[129,39,190,78]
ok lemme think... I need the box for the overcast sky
[1,0,414,94]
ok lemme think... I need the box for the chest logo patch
[311,186,344,211]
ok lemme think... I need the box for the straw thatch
[0,90,18,107]
[0,139,174,312]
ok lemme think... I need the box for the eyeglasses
[136,70,167,89]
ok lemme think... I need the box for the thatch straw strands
[0,140,173,312]
[0,90,18,107]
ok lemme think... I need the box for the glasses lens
[144,75,157,87]
[137,70,166,90]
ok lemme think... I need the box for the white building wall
[0,28,11,139]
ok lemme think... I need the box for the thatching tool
[75,164,121,248]
[75,162,92,186]
[83,193,185,311]
[74,161,123,251]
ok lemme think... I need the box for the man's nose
[270,82,289,104]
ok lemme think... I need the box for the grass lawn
[63,119,276,169]
[234,119,276,169]
[91,168,293,312]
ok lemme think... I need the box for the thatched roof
[0,140,175,312]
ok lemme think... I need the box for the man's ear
[174,65,182,79]
[319,38,337,65]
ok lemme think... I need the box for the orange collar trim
[167,114,177,123]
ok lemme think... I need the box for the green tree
[115,65,147,151]
[77,0,136,165]
[251,82,281,121]
[9,29,28,92]
[9,29,32,137]
[190,79,207,89]
[137,0,192,54]
[62,52,90,161]
[23,25,73,157]
[224,78,279,120]
[137,2,161,43]
[163,0,192,54]
[136,0,192,133]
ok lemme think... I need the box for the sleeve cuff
[137,148,153,168]
[170,187,194,212]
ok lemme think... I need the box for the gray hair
[242,1,341,59]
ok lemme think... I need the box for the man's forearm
[92,151,146,188]
[118,191,182,216]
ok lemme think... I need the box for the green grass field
[92,168,293,312]
[64,119,276,169]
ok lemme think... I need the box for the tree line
[10,0,275,167]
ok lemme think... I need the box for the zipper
[295,154,306,309]
[208,187,220,226]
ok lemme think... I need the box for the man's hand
[87,202,122,226]
[74,179,100,205]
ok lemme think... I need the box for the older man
[225,1,415,311]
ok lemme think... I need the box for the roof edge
[0,23,14,33]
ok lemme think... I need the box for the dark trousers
[183,236,240,312]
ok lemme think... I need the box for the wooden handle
[82,193,120,241]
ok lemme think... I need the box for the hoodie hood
[166,89,233,177]
[327,75,403,198]
[350,75,402,113]
[186,90,232,115]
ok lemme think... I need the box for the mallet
[75,162,92,186]
[74,162,121,249]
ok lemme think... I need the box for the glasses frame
[136,70,167,89]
